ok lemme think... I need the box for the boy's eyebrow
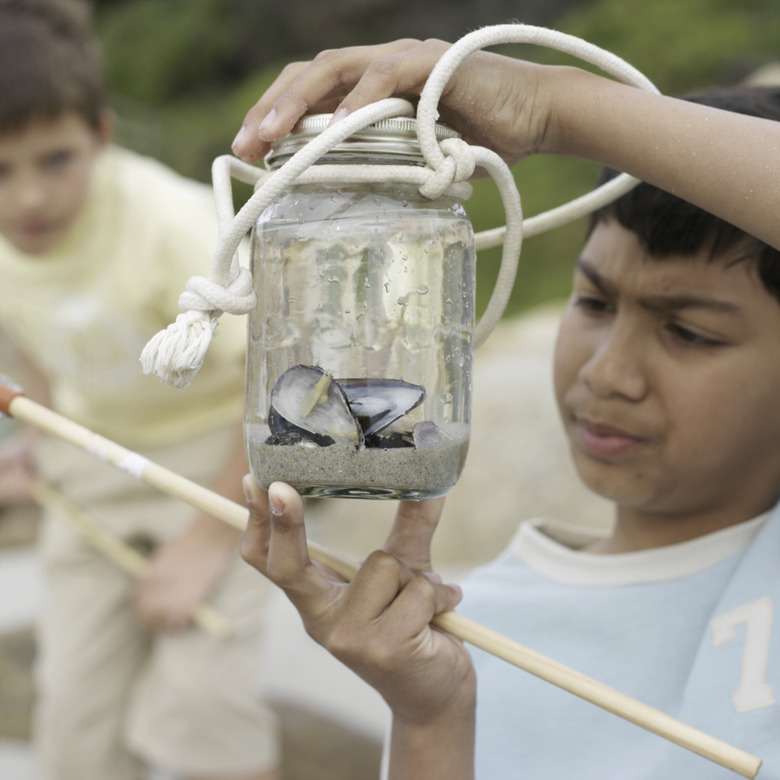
[575,257,612,296]
[574,257,742,314]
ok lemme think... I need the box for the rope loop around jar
[141,23,660,389]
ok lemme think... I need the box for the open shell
[267,365,428,449]
[339,378,425,437]
[268,365,363,446]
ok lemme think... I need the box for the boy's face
[0,111,111,254]
[554,219,780,535]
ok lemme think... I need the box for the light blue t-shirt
[458,504,780,779]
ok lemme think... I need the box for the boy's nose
[580,326,649,402]
[15,174,48,211]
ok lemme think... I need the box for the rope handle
[140,23,659,389]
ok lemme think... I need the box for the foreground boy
[0,2,279,778]
[237,40,780,779]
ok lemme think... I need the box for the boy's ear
[97,109,117,146]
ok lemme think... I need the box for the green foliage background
[93,0,780,319]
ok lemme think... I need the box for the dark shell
[268,365,363,446]
[364,429,416,449]
[339,378,425,437]
[266,410,335,447]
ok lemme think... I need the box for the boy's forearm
[387,707,476,780]
[544,66,780,250]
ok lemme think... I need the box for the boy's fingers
[335,39,451,119]
[382,496,446,572]
[232,61,311,160]
[387,572,463,634]
[242,478,309,582]
[333,557,461,667]
[242,478,336,610]
[264,481,314,590]
[240,475,272,570]
[232,39,429,161]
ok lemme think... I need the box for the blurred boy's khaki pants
[33,427,279,780]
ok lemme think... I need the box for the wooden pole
[0,384,762,778]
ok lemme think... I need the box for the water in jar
[245,182,475,499]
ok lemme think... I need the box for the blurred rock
[743,62,780,85]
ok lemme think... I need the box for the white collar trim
[508,514,769,587]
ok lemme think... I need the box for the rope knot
[139,309,219,390]
[178,264,256,315]
[419,137,475,199]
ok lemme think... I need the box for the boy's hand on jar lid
[231,39,443,163]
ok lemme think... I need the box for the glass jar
[244,115,475,499]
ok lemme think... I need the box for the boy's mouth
[573,416,644,460]
[19,220,52,236]
[7,219,63,253]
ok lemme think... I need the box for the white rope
[141,23,659,388]
[141,99,416,389]
[475,173,644,250]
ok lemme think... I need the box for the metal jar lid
[265,114,461,168]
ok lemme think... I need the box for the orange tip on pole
[0,380,24,417]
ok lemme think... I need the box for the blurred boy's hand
[0,432,37,506]
[131,520,239,632]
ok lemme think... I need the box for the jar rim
[265,113,460,168]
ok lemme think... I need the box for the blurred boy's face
[554,219,780,540]
[0,111,111,254]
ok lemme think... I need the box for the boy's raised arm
[543,66,780,251]
[232,38,780,252]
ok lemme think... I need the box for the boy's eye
[666,322,723,348]
[42,150,73,169]
[573,294,612,314]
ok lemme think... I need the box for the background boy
[236,40,780,779]
[0,1,279,778]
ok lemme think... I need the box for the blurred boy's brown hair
[0,0,105,133]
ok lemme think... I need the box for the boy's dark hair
[591,84,780,303]
[0,0,105,134]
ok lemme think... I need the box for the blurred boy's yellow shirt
[0,145,247,447]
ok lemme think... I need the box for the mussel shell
[269,365,363,446]
[364,429,416,449]
[338,378,425,437]
[267,407,335,446]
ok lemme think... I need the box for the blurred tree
[95,0,249,102]
[91,0,780,317]
[560,0,779,93]
[94,0,580,103]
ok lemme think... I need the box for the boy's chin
[572,458,650,508]
[5,228,64,255]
